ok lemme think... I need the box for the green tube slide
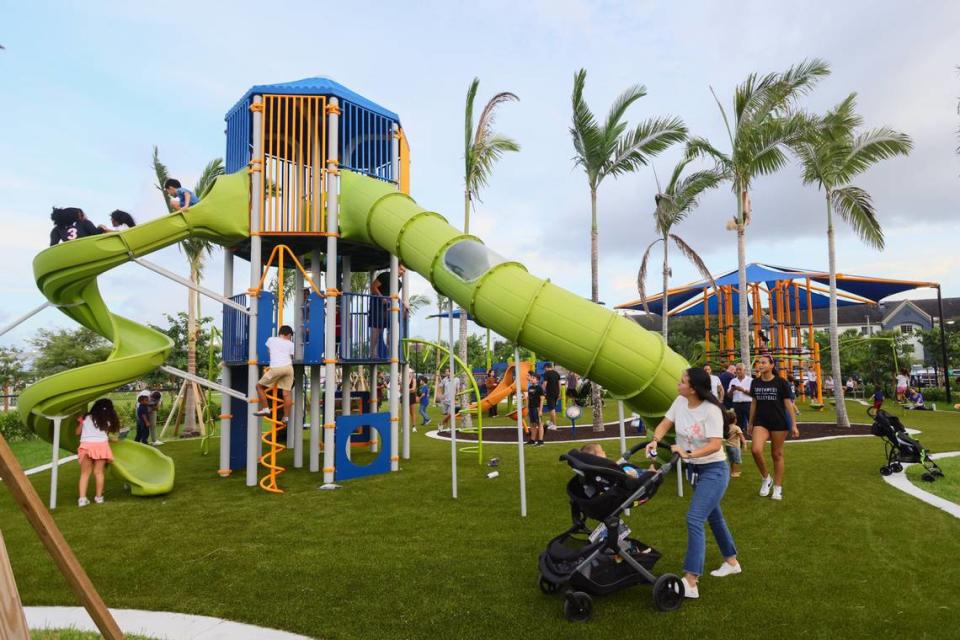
[339,170,688,419]
[18,172,250,496]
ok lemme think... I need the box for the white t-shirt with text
[665,396,727,464]
[266,336,295,367]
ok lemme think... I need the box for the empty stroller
[870,409,944,481]
[538,442,684,622]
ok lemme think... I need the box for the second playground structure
[19,76,689,495]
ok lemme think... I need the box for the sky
[1,0,959,356]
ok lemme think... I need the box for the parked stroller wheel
[538,576,559,595]
[563,591,592,622]
[880,466,892,476]
[921,472,935,482]
[652,574,685,612]
[891,463,903,473]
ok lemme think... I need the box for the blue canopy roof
[226,76,399,122]
[618,262,934,316]
[427,309,475,320]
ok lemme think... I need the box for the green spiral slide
[339,170,688,418]
[18,172,250,496]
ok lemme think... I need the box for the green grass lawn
[10,439,73,471]
[30,630,155,640]
[907,455,959,504]
[3,401,958,640]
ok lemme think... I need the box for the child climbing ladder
[255,325,296,422]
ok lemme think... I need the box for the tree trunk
[590,188,603,432]
[459,191,472,428]
[737,185,751,368]
[826,193,850,427]
[662,233,670,343]
[183,266,199,435]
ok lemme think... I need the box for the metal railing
[339,292,406,363]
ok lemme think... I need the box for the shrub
[0,410,33,442]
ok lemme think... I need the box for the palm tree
[570,69,687,431]
[637,159,721,343]
[794,94,912,426]
[461,78,520,420]
[152,147,224,434]
[686,59,830,368]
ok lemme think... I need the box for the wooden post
[0,530,29,640]
[0,433,124,639]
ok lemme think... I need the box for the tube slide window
[443,240,506,282]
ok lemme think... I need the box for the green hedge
[0,411,32,442]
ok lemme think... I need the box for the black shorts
[528,408,540,425]
[545,395,559,411]
[753,423,789,433]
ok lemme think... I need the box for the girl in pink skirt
[76,398,121,506]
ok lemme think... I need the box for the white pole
[388,255,400,472]
[321,96,340,486]
[0,301,51,337]
[514,348,527,517]
[219,249,233,476]
[394,123,411,461]
[246,94,264,487]
[617,400,626,458]
[341,256,353,462]
[291,267,304,465]
[677,458,684,497]
[49,417,62,509]
[449,302,457,499]
[310,248,322,473]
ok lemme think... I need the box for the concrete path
[882,451,960,519]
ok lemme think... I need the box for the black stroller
[538,442,684,622]
[870,409,944,481]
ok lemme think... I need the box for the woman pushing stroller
[645,367,741,600]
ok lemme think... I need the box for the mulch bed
[433,421,873,444]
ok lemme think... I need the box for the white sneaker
[254,409,271,416]
[78,497,90,507]
[771,485,783,501]
[94,496,105,504]
[710,562,742,577]
[759,475,773,497]
[682,577,699,599]
[152,440,165,446]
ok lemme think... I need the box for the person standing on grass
[526,372,545,446]
[895,369,909,402]
[439,368,461,431]
[149,390,163,445]
[485,369,499,417]
[725,412,747,478]
[719,364,736,410]
[76,399,121,506]
[417,376,431,427]
[134,394,151,444]
[542,362,561,428]
[254,325,296,422]
[704,364,725,404]
[645,367,740,600]
[749,355,799,501]
[727,363,753,435]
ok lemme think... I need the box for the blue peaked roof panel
[226,76,400,122]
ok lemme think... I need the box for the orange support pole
[725,286,735,361]
[716,285,725,357]
[704,289,711,365]
[752,284,762,352]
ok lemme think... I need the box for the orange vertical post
[703,289,711,365]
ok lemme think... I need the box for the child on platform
[254,325,296,421]
[76,399,121,506]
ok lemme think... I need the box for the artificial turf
[906,455,959,504]
[3,401,958,640]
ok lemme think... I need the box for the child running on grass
[76,399,121,506]
[417,376,431,427]
[254,325,296,421]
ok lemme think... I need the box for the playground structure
[618,262,952,405]
[13,75,694,501]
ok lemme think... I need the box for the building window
[900,324,916,335]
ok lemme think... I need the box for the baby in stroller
[538,441,685,622]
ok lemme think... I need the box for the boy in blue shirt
[135,394,151,444]
[164,178,199,211]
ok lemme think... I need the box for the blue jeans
[684,461,737,576]
[418,404,430,424]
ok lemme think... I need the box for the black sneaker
[524,440,535,446]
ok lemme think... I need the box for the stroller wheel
[652,574,685,612]
[921,472,935,482]
[880,466,892,476]
[538,576,559,595]
[563,591,592,623]
[891,463,903,473]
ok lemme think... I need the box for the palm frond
[708,85,736,148]
[152,146,174,213]
[468,134,521,196]
[473,91,520,149]
[604,83,647,142]
[830,186,884,249]
[465,81,520,199]
[838,128,913,182]
[670,169,723,221]
[194,158,224,199]
[685,137,733,175]
[408,293,432,315]
[570,69,604,186]
[465,77,479,178]
[670,234,717,291]
[636,238,663,315]
[606,116,687,178]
